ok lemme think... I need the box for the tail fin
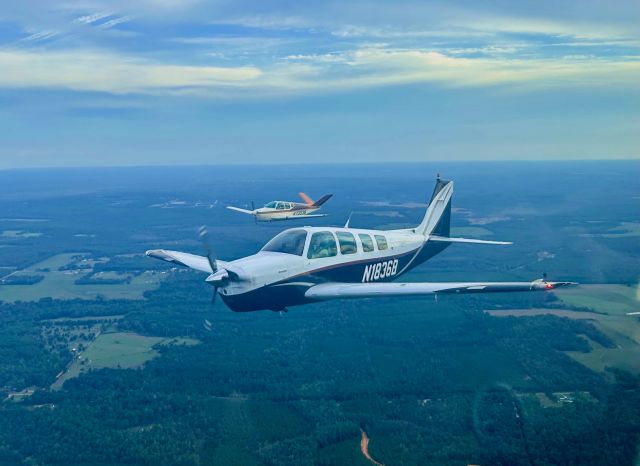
[415,177,453,236]
[298,192,315,206]
[312,194,333,207]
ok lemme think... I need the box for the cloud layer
[0,0,638,166]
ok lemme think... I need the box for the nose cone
[229,252,303,283]
[205,269,228,285]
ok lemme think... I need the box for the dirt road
[360,430,384,466]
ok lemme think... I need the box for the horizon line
[1,158,639,172]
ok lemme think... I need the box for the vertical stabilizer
[415,176,453,236]
[299,192,315,206]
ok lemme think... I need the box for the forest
[0,270,638,465]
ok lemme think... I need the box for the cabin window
[375,235,388,250]
[359,234,374,252]
[276,202,287,210]
[336,231,357,255]
[262,229,307,256]
[307,231,338,259]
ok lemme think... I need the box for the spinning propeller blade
[198,226,217,273]
[199,225,219,304]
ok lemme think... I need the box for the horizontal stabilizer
[227,206,255,215]
[429,235,512,245]
[305,280,577,300]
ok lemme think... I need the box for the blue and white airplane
[146,176,576,312]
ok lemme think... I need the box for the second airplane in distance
[227,192,332,222]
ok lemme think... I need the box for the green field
[451,226,494,237]
[52,332,200,389]
[567,334,640,375]
[602,222,640,238]
[551,285,640,373]
[487,309,598,319]
[0,253,164,302]
[554,284,639,315]
[0,230,42,238]
[487,286,640,374]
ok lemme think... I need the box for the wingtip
[546,281,579,290]
[145,249,164,258]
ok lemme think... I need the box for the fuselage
[255,201,318,221]
[218,226,448,311]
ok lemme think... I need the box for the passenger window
[359,234,374,252]
[375,235,388,250]
[276,202,286,210]
[307,232,338,259]
[336,232,357,255]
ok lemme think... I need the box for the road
[360,430,384,466]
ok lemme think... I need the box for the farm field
[554,284,639,315]
[0,253,164,302]
[489,285,640,374]
[450,226,494,237]
[52,332,200,389]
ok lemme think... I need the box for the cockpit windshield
[262,229,308,256]
[264,201,277,208]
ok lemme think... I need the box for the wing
[227,206,255,215]
[146,249,220,273]
[305,280,576,300]
[291,213,327,218]
[429,235,512,245]
[146,249,242,278]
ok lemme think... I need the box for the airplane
[227,192,332,222]
[146,176,576,313]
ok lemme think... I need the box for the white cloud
[20,30,59,42]
[97,16,131,29]
[0,49,262,94]
[74,12,111,25]
[454,14,638,41]
[0,45,638,97]
[272,47,640,93]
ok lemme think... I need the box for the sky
[0,0,639,168]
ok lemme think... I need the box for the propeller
[198,226,217,273]
[251,201,257,224]
[198,225,221,304]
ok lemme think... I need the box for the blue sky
[0,0,639,168]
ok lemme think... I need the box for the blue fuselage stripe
[220,240,450,312]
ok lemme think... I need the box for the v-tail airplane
[147,176,576,312]
[227,192,332,222]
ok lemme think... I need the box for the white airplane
[227,192,332,222]
[147,176,576,312]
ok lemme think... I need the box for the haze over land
[0,162,639,464]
